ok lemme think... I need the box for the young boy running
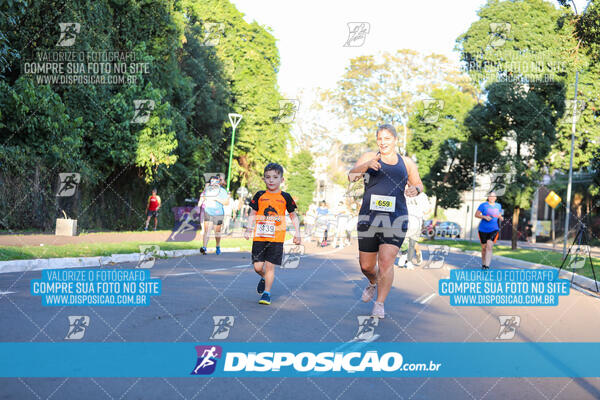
[244,163,302,305]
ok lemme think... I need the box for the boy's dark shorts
[252,241,284,265]
[147,210,159,218]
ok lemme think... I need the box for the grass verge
[0,238,253,261]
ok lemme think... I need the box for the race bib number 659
[370,195,396,212]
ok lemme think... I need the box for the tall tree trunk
[511,206,520,250]
[33,164,42,230]
[434,196,439,218]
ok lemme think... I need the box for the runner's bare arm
[475,210,491,221]
[289,211,301,245]
[402,156,424,197]
[348,151,380,182]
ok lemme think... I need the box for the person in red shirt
[145,188,161,231]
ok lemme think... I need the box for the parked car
[435,221,462,238]
[422,220,435,239]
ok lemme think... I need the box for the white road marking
[163,246,345,277]
[415,293,436,304]
[420,293,437,304]
[165,264,250,276]
[166,272,197,277]
[414,294,428,303]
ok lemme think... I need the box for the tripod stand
[558,222,598,292]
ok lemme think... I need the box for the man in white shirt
[401,191,431,269]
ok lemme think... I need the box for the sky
[230,0,488,97]
[230,0,587,97]
[228,0,587,145]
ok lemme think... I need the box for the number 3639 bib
[370,195,396,212]
[256,220,276,238]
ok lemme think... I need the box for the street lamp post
[470,143,478,241]
[227,113,243,192]
[563,71,579,257]
[402,105,408,155]
[562,0,590,256]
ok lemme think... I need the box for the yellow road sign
[545,191,561,209]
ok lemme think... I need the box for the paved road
[1,241,600,399]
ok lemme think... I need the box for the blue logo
[191,345,222,375]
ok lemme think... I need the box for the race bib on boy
[370,195,395,212]
[255,220,276,238]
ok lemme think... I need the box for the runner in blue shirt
[475,191,504,270]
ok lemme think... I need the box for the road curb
[0,247,241,274]
[431,244,599,293]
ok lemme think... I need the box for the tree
[461,80,564,249]
[334,50,475,147]
[285,150,316,215]
[456,0,580,87]
[408,86,477,214]
[455,0,600,247]
[182,0,291,192]
[0,0,288,231]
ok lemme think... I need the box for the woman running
[348,124,424,318]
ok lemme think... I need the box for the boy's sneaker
[216,246,221,255]
[361,283,376,302]
[257,278,265,294]
[200,247,207,255]
[371,301,385,319]
[405,261,415,270]
[259,292,271,305]
[144,227,148,231]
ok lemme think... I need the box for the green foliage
[459,79,563,248]
[182,0,291,190]
[574,0,600,63]
[457,0,599,174]
[285,150,316,215]
[335,50,474,146]
[456,0,581,85]
[0,0,288,231]
[408,86,477,209]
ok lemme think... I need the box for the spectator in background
[222,194,233,234]
[317,200,329,216]
[333,201,350,248]
[402,190,431,269]
[316,201,329,246]
[144,188,161,231]
[304,203,317,240]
